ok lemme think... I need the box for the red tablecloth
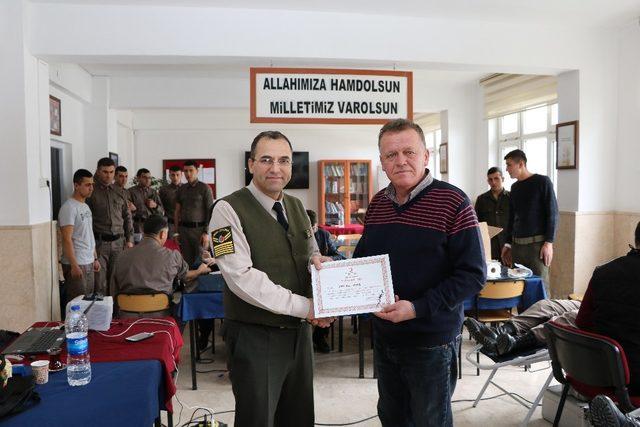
[164,238,180,252]
[318,224,364,235]
[34,317,183,412]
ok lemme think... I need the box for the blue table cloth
[2,360,163,427]
[178,292,224,322]
[463,276,547,312]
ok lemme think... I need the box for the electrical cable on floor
[314,414,379,426]
[452,391,541,406]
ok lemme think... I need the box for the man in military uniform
[128,168,164,243]
[175,160,214,266]
[209,131,333,427]
[115,165,137,214]
[159,165,182,238]
[86,157,134,294]
[474,167,510,260]
[110,215,212,317]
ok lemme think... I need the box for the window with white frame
[494,103,558,190]
[425,129,441,180]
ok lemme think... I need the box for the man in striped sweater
[354,119,486,427]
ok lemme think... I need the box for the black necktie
[272,202,289,231]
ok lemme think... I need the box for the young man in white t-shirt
[59,169,101,303]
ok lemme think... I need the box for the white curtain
[481,74,557,119]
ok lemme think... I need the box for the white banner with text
[250,68,413,124]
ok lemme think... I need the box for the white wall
[117,110,135,170]
[133,109,381,211]
[0,0,31,225]
[614,24,640,213]
[30,4,602,73]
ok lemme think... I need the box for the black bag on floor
[0,355,41,420]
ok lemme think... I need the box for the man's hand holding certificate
[311,254,395,318]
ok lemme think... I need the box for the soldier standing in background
[175,160,213,265]
[128,168,164,243]
[159,165,182,238]
[86,157,134,294]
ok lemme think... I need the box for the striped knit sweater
[354,179,486,347]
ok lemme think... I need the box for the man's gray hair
[378,119,426,149]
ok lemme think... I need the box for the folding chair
[545,322,640,427]
[461,279,525,377]
[116,293,171,318]
[465,343,552,426]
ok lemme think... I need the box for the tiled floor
[169,320,555,426]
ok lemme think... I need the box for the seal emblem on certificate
[311,254,394,317]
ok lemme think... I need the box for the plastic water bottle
[65,305,91,386]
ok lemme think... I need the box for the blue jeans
[374,335,461,427]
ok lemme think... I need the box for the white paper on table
[311,254,394,318]
[201,167,215,184]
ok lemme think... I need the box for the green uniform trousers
[96,236,124,295]
[512,241,550,295]
[224,320,314,427]
[178,226,206,266]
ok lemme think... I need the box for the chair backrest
[479,280,525,300]
[545,322,635,412]
[117,293,170,313]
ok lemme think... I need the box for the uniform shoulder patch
[211,226,235,257]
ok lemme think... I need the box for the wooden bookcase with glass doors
[317,160,373,226]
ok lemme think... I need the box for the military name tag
[211,226,235,257]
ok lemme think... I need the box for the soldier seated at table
[464,298,580,356]
[110,215,212,318]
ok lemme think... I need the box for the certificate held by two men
[311,254,395,318]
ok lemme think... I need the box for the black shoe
[495,322,517,337]
[496,331,539,356]
[589,395,640,427]
[464,318,498,355]
[313,337,331,353]
[464,317,498,341]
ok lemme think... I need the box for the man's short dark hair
[183,160,197,169]
[169,165,181,172]
[143,215,168,235]
[504,149,527,164]
[136,168,150,177]
[635,221,640,247]
[306,209,318,226]
[115,166,127,174]
[73,169,93,184]
[487,167,503,176]
[97,157,115,169]
[378,119,426,149]
[250,131,293,159]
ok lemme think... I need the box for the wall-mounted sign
[250,68,413,125]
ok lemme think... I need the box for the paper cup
[31,360,49,385]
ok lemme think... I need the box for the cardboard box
[542,384,592,427]
[478,222,503,261]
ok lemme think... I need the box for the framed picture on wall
[162,159,216,198]
[556,120,579,169]
[49,95,61,136]
[109,152,119,167]
[438,143,448,174]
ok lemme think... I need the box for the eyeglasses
[253,157,293,167]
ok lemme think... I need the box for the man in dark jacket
[474,167,510,260]
[354,119,485,427]
[576,221,640,396]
